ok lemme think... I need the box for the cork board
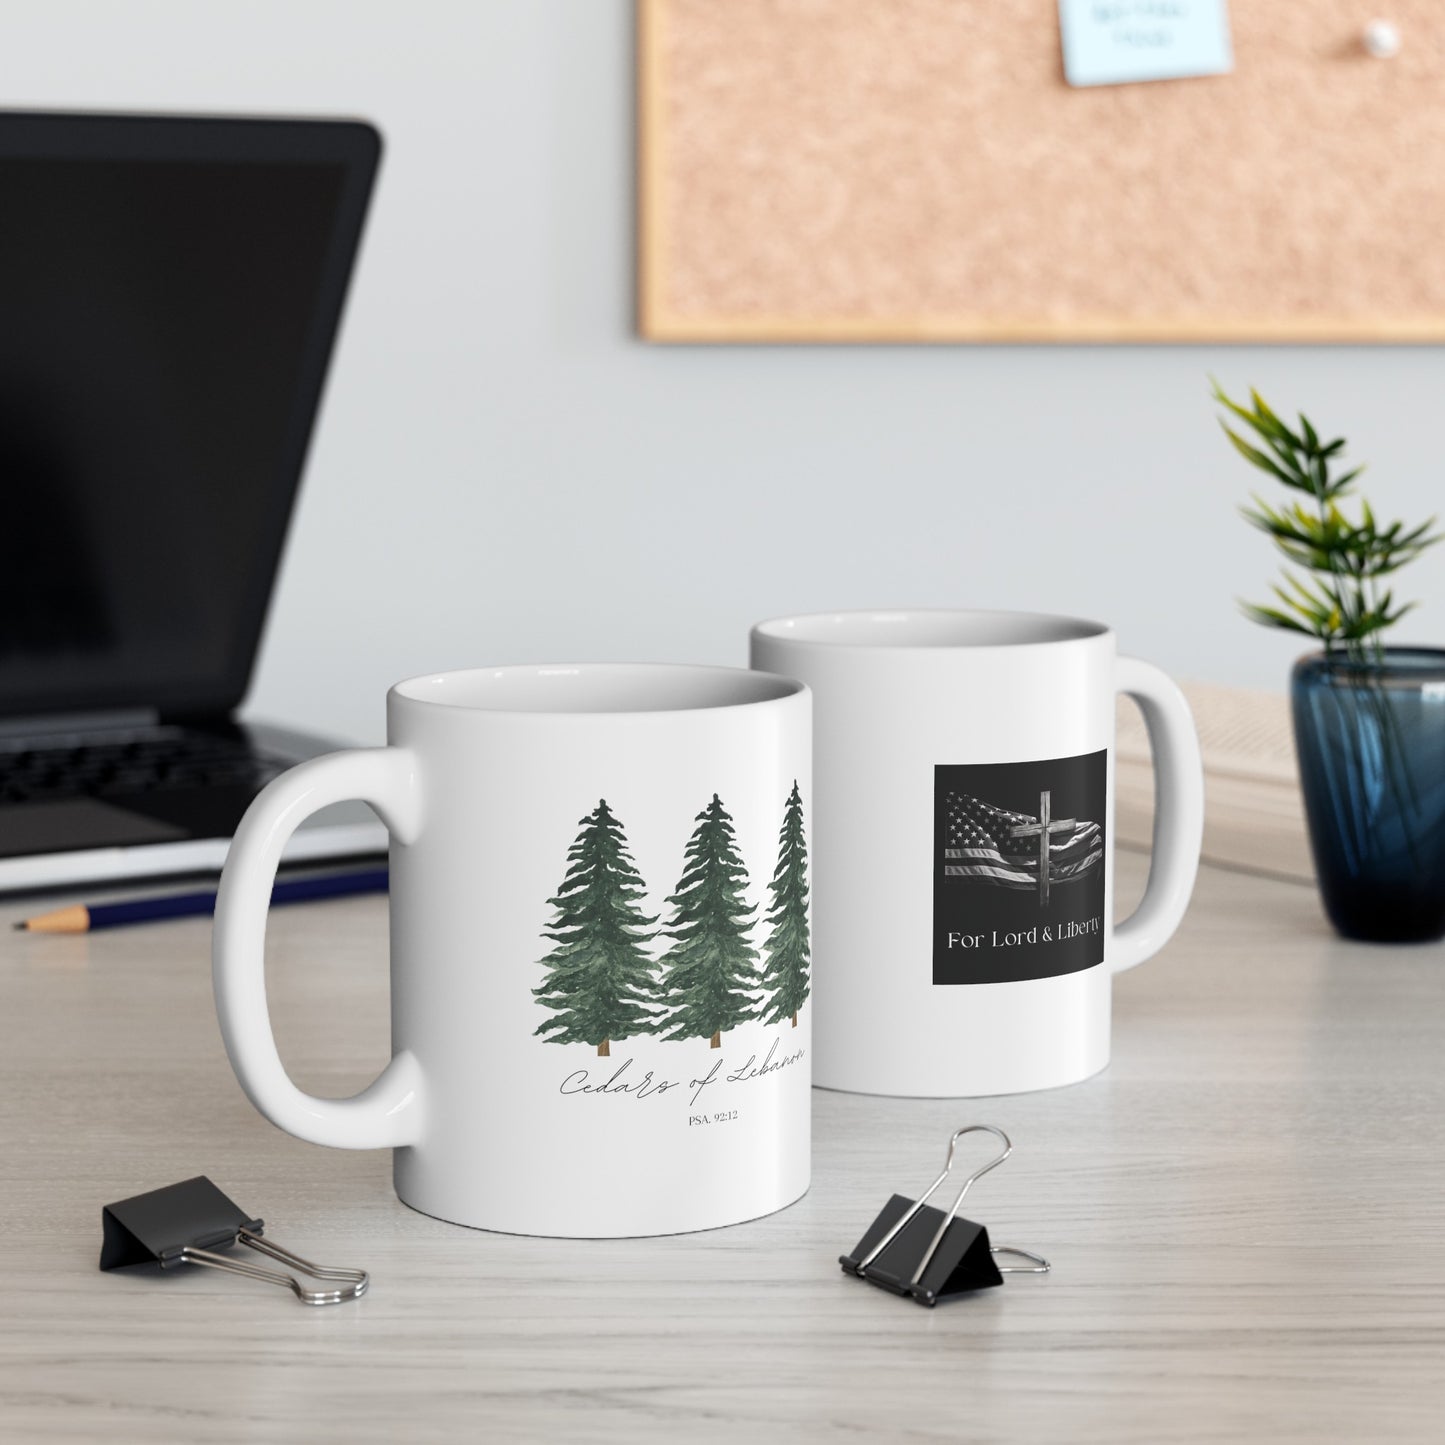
[638,0,1445,341]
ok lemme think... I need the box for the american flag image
[942,792,1102,893]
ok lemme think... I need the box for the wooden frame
[638,0,1445,344]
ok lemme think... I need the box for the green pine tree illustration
[533,800,658,1057]
[652,794,760,1048]
[759,781,810,1028]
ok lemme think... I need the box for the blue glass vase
[1291,649,1445,942]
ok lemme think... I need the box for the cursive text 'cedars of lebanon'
[559,1041,807,1106]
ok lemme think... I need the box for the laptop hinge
[0,708,162,742]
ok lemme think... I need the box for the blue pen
[14,867,389,933]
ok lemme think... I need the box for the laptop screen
[0,116,378,720]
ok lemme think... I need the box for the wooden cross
[1009,790,1075,908]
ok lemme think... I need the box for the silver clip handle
[908,1124,1013,1287]
[179,1228,368,1305]
[992,1245,1051,1274]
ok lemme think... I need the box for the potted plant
[1214,382,1445,942]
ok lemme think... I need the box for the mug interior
[753,609,1109,649]
[392,663,802,715]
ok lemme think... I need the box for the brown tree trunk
[709,1030,721,1049]
[791,1011,798,1027]
[598,1038,610,1057]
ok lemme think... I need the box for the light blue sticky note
[1059,0,1233,87]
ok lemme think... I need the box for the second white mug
[750,610,1204,1097]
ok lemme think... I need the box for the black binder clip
[100,1176,368,1306]
[840,1125,1050,1306]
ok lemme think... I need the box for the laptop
[0,112,387,892]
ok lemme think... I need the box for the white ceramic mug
[212,664,812,1237]
[750,611,1203,1097]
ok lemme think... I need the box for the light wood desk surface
[2,852,1443,1443]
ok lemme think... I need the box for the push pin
[840,1125,1049,1306]
[100,1176,368,1305]
[1362,20,1401,59]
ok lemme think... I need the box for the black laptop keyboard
[0,729,288,805]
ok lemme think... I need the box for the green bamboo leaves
[1213,381,1440,663]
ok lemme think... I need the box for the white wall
[8,1,1444,744]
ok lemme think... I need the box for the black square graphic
[933,751,1107,985]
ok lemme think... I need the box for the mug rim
[751,608,1113,651]
[389,661,807,717]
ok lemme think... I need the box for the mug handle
[212,747,427,1148]
[1110,658,1205,974]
